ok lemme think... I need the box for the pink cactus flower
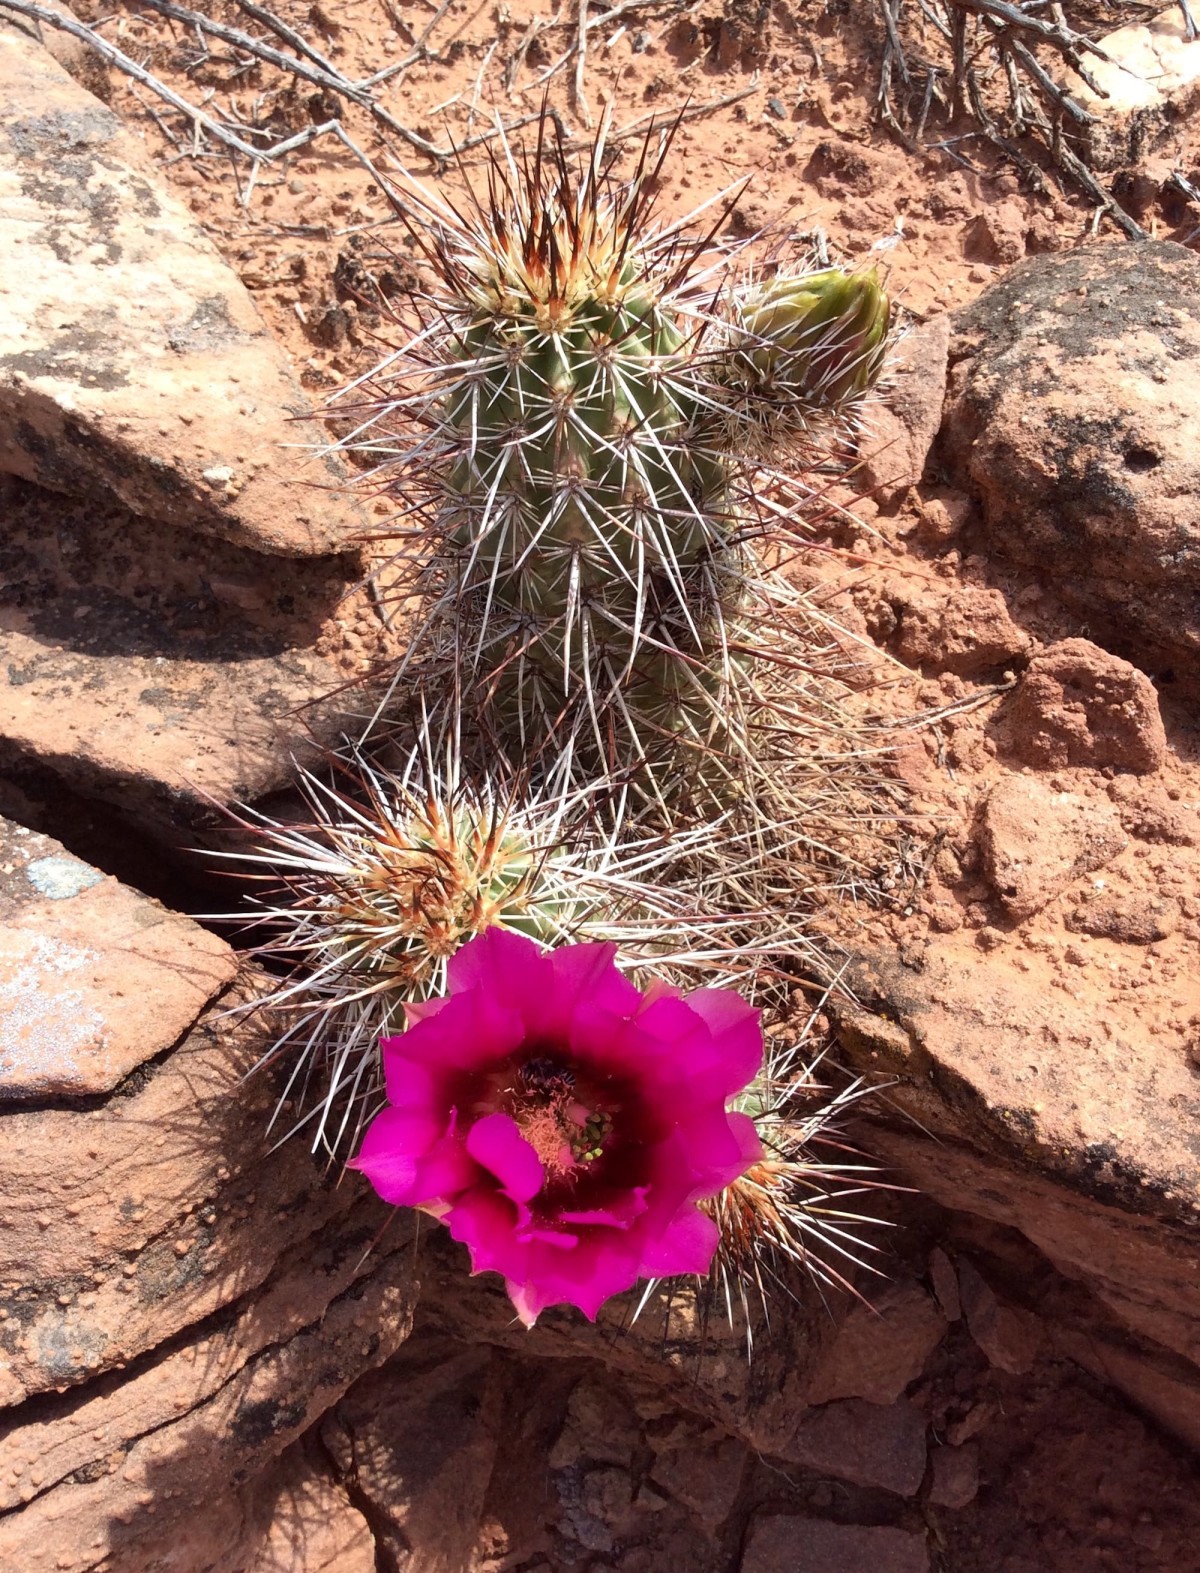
[351,929,763,1326]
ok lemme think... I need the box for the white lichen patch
[0,931,107,1091]
[25,855,103,901]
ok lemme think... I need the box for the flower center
[508,1055,613,1178]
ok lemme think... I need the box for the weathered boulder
[833,924,1200,1445]
[1068,6,1200,171]
[0,813,233,1098]
[0,825,418,1569]
[940,241,1200,680]
[0,26,367,557]
[0,0,112,101]
[0,477,377,850]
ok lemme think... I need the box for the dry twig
[874,0,1155,237]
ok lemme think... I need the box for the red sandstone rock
[0,815,233,1097]
[787,1398,928,1497]
[0,0,112,99]
[979,775,1127,920]
[0,831,420,1567]
[888,580,1031,677]
[940,242,1200,680]
[1067,891,1180,944]
[928,1248,962,1322]
[1007,639,1167,773]
[957,1258,1043,1375]
[805,1281,948,1405]
[0,480,373,847]
[246,1442,376,1573]
[858,315,951,508]
[927,1443,980,1509]
[1107,777,1199,845]
[742,1516,930,1573]
[0,30,366,558]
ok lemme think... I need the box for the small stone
[787,1399,928,1496]
[956,1259,1042,1375]
[888,582,1031,678]
[927,1443,980,1509]
[1007,640,1167,775]
[1067,894,1179,945]
[742,1515,930,1573]
[979,776,1126,920]
[928,1248,961,1322]
[806,1282,947,1406]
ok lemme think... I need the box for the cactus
[345,118,891,786]
[211,748,585,1155]
[387,120,733,718]
[702,1029,893,1342]
[210,737,828,1158]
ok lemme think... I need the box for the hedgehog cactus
[350,116,891,780]
[426,129,736,718]
[212,737,814,1157]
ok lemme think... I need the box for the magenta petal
[446,1186,528,1282]
[350,1106,442,1205]
[411,1132,477,1205]
[506,1279,543,1328]
[466,1112,545,1202]
[394,988,526,1077]
[559,1188,650,1229]
[512,1231,643,1323]
[636,1206,720,1278]
[682,987,764,1093]
[379,1050,442,1113]
[516,1224,579,1248]
[402,997,448,1028]
[445,927,546,1001]
[728,1110,764,1168]
[547,941,641,1019]
[360,933,763,1329]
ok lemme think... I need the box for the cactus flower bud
[724,266,891,446]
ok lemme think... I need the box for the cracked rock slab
[1068,7,1200,169]
[0,814,234,1099]
[0,478,367,844]
[0,28,365,557]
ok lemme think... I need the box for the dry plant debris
[873,0,1199,236]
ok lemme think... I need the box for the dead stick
[132,0,446,160]
[234,0,341,77]
[0,0,265,157]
